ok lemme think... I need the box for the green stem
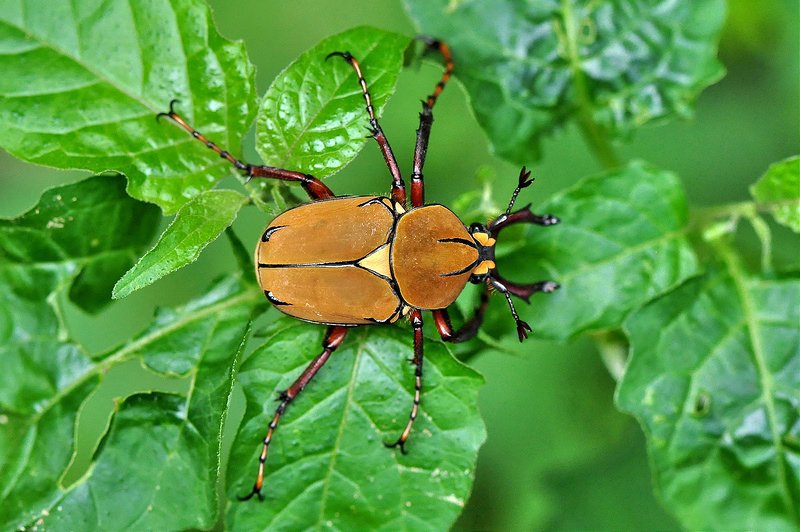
[591,331,628,382]
[560,0,622,171]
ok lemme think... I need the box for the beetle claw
[516,320,533,342]
[237,485,264,502]
[155,98,180,122]
[384,438,408,455]
[325,50,352,62]
[518,166,534,189]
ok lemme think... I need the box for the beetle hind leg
[238,326,348,502]
[385,310,424,454]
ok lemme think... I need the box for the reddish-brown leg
[327,52,407,206]
[411,37,454,207]
[157,101,334,201]
[488,167,559,235]
[385,309,424,454]
[238,326,348,502]
[433,286,490,343]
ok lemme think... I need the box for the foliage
[404,0,725,165]
[227,322,483,530]
[0,0,798,530]
[0,0,256,214]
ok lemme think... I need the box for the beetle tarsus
[516,320,533,342]
[155,98,180,122]
[517,166,534,189]
[237,485,264,502]
[384,438,408,455]
[325,50,352,61]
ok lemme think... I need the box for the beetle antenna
[505,166,534,215]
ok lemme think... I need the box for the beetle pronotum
[158,38,559,501]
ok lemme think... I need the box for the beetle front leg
[433,286,490,343]
[238,326,348,502]
[157,100,335,201]
[385,309,424,454]
[411,37,454,207]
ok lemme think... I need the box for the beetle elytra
[158,38,559,502]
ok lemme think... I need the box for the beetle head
[466,167,560,342]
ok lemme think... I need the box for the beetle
[157,38,559,501]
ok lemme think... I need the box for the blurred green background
[1,0,797,529]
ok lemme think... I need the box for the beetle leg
[491,271,560,304]
[247,166,334,201]
[411,37,454,207]
[488,204,560,236]
[385,309,424,454]
[238,326,348,502]
[157,100,334,201]
[433,286,490,343]
[326,51,406,206]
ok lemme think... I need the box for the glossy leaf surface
[226,320,486,531]
[502,161,700,340]
[404,0,726,163]
[617,265,800,530]
[113,189,248,299]
[0,0,256,213]
[256,26,410,177]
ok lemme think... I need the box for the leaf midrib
[27,288,259,428]
[2,8,161,116]
[315,331,366,529]
[721,247,798,521]
[267,34,391,170]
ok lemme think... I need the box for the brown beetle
[158,39,559,501]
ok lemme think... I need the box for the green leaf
[2,274,258,531]
[751,155,800,233]
[0,0,256,213]
[113,189,248,299]
[404,0,726,163]
[226,320,486,530]
[0,174,260,530]
[45,278,256,531]
[256,26,410,177]
[502,160,700,340]
[617,262,800,530]
[0,174,159,313]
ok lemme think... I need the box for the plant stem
[591,331,628,382]
[560,0,622,171]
